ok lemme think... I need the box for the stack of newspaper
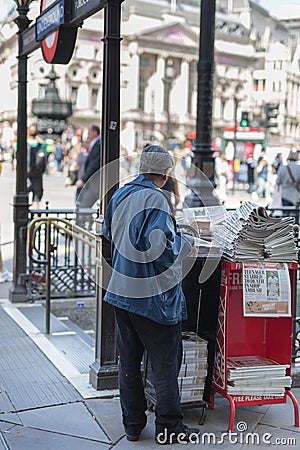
[215,201,298,262]
[178,332,208,403]
[227,355,291,396]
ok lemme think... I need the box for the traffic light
[265,103,279,128]
[240,111,249,127]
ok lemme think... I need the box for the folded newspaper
[214,201,298,262]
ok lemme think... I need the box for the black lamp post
[231,84,244,194]
[163,59,175,148]
[89,0,123,390]
[9,0,33,303]
[185,0,219,207]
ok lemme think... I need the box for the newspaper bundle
[226,356,291,396]
[214,201,298,262]
[179,332,208,403]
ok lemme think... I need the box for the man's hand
[75,179,84,188]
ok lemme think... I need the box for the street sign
[223,130,265,140]
[20,0,107,61]
[36,0,65,41]
[40,0,77,64]
[21,25,39,56]
[69,0,107,26]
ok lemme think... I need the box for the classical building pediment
[128,22,199,50]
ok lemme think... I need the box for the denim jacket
[102,174,193,325]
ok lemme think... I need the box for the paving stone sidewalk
[1,282,300,449]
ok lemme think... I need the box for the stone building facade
[0,0,299,153]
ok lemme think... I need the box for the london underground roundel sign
[40,0,77,64]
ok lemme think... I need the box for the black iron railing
[27,216,97,334]
[26,203,300,363]
[27,206,98,302]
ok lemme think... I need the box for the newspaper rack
[211,259,299,432]
[143,255,222,425]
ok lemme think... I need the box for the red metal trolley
[211,259,299,432]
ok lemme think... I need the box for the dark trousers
[114,307,183,437]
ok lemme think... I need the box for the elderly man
[102,145,198,445]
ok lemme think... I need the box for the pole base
[184,177,220,207]
[8,284,28,303]
[89,361,119,390]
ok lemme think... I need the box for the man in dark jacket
[27,125,46,210]
[76,124,101,207]
[102,145,199,445]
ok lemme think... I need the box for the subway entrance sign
[38,0,77,64]
[36,0,65,41]
[69,0,107,26]
[20,0,107,62]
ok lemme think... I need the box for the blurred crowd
[1,121,300,211]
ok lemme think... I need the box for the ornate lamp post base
[185,178,219,208]
[89,362,119,390]
[9,193,30,302]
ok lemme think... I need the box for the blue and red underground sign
[34,0,106,64]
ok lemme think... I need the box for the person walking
[27,125,46,210]
[276,151,300,216]
[215,152,230,202]
[75,141,89,201]
[75,124,101,208]
[272,153,283,175]
[252,158,270,201]
[102,145,199,445]
[54,139,64,172]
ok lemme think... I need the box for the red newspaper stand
[211,259,299,432]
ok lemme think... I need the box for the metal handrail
[27,217,96,334]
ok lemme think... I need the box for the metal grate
[0,309,80,413]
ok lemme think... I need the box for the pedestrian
[276,150,300,216]
[181,144,192,177]
[102,145,199,445]
[75,124,101,208]
[75,140,89,201]
[27,125,46,210]
[54,139,64,172]
[252,158,270,201]
[246,156,256,194]
[215,152,230,202]
[272,153,283,175]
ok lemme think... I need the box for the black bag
[28,144,46,177]
[68,169,78,185]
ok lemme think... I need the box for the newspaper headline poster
[243,262,291,317]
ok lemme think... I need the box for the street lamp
[163,59,175,148]
[9,0,34,302]
[185,0,219,207]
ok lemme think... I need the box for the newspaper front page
[243,262,291,317]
